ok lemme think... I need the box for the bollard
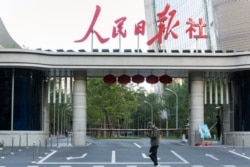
[56,133,59,148]
[31,143,36,163]
[71,132,73,145]
[38,140,41,155]
[11,137,14,155]
[0,140,3,151]
[242,136,245,155]
[26,133,29,148]
[18,135,22,152]
[67,134,69,146]
[45,136,48,154]
[233,134,235,151]
[50,136,53,151]
[38,140,43,159]
[0,140,5,159]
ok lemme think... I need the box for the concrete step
[195,140,213,146]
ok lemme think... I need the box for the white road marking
[142,153,160,160]
[205,154,219,160]
[31,161,189,165]
[224,165,237,167]
[37,150,57,164]
[60,166,71,167]
[66,153,87,160]
[228,150,250,160]
[126,166,137,167]
[93,166,104,167]
[171,150,189,164]
[111,150,116,163]
[134,142,141,148]
[142,153,150,159]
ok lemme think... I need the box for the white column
[189,72,204,146]
[209,79,213,104]
[204,79,207,104]
[72,70,87,146]
[220,79,224,104]
[215,78,218,104]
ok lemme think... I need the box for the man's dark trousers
[149,145,158,166]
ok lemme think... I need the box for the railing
[87,128,187,138]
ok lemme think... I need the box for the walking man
[147,122,160,167]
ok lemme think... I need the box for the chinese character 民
[112,17,127,38]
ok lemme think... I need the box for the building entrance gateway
[0,48,250,146]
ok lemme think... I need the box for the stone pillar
[72,70,87,146]
[189,72,204,146]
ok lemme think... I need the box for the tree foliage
[86,78,190,132]
[49,76,217,138]
[87,78,138,131]
[162,79,189,129]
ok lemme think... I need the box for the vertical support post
[56,133,59,148]
[18,135,22,152]
[209,79,212,104]
[91,31,93,52]
[189,72,204,146]
[72,70,87,146]
[11,69,15,131]
[38,140,41,156]
[144,101,153,123]
[31,143,36,163]
[45,136,48,154]
[242,136,245,155]
[26,132,29,148]
[215,78,218,104]
[165,88,178,129]
[53,78,56,136]
[233,134,235,151]
[11,137,14,155]
[0,140,4,159]
[50,136,53,151]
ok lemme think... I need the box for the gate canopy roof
[0,49,249,78]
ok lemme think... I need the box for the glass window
[13,69,43,130]
[0,69,12,130]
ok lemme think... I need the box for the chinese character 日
[134,20,146,35]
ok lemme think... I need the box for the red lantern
[159,74,172,84]
[103,74,116,84]
[132,74,144,84]
[146,74,158,84]
[118,74,131,84]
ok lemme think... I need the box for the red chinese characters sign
[75,4,207,46]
